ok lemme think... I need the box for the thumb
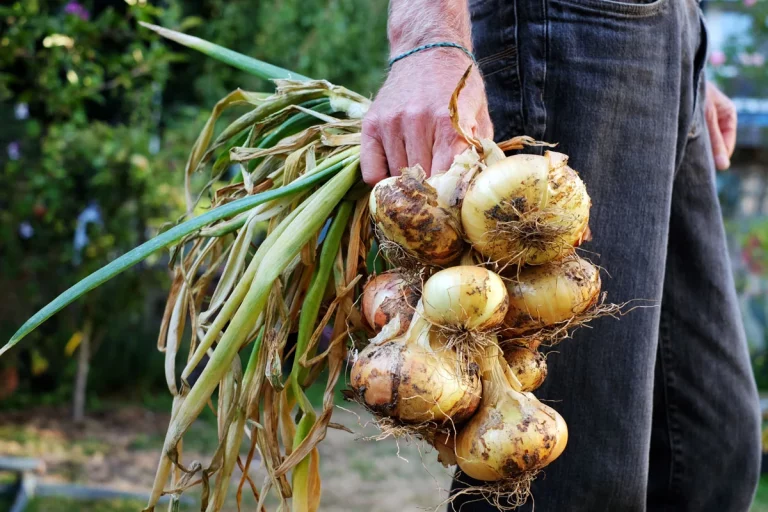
[706,102,730,170]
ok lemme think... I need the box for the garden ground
[1,402,766,512]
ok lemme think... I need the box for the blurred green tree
[0,0,189,413]
[0,0,390,412]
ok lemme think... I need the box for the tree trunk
[73,318,93,423]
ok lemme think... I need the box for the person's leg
[646,74,761,512]
[454,1,758,510]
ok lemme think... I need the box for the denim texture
[451,1,762,510]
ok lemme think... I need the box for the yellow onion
[361,270,420,335]
[456,346,568,481]
[350,305,481,424]
[461,151,591,265]
[422,266,508,331]
[370,166,464,265]
[502,345,547,392]
[503,255,601,335]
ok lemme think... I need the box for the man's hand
[705,81,737,171]
[361,54,492,185]
[360,0,492,186]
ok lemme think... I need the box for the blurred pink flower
[64,1,90,21]
[739,52,766,66]
[710,50,727,66]
[743,0,757,6]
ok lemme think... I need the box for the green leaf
[2,158,351,355]
[139,22,311,82]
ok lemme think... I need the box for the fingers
[383,132,407,177]
[432,125,471,175]
[361,121,389,185]
[706,100,730,171]
[405,121,434,176]
[718,103,737,158]
[477,104,494,140]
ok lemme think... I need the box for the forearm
[388,0,472,55]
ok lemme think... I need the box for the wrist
[387,0,472,57]
[389,42,476,69]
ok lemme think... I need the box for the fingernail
[715,155,730,170]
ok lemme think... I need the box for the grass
[25,497,150,512]
[753,474,768,512]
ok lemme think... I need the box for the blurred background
[0,0,766,511]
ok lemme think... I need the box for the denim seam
[551,0,668,18]
[659,298,686,497]
[513,0,523,137]
[541,0,549,142]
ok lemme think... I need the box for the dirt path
[0,404,454,511]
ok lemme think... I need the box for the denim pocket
[689,11,709,138]
[469,0,495,17]
[552,0,668,18]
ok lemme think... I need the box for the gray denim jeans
[451,1,762,510]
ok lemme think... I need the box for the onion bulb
[504,255,601,335]
[456,346,568,481]
[361,270,420,335]
[461,151,591,265]
[370,166,464,265]
[422,266,508,331]
[502,345,547,392]
[350,304,481,424]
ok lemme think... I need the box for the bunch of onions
[502,345,547,392]
[349,304,481,425]
[461,151,591,266]
[361,270,421,336]
[503,255,601,336]
[455,345,568,484]
[369,166,464,265]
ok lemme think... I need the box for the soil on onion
[0,402,453,511]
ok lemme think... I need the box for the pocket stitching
[551,0,668,18]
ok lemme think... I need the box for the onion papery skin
[370,166,464,265]
[361,271,420,335]
[422,266,509,331]
[502,346,547,392]
[434,431,458,467]
[461,151,591,265]
[503,255,601,335]
[426,146,481,215]
[349,316,481,424]
[456,375,567,481]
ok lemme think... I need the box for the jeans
[452,0,762,510]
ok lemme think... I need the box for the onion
[503,255,601,335]
[456,346,567,481]
[502,345,547,392]
[422,266,508,331]
[361,270,420,335]
[461,151,591,265]
[370,166,464,265]
[350,304,481,424]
